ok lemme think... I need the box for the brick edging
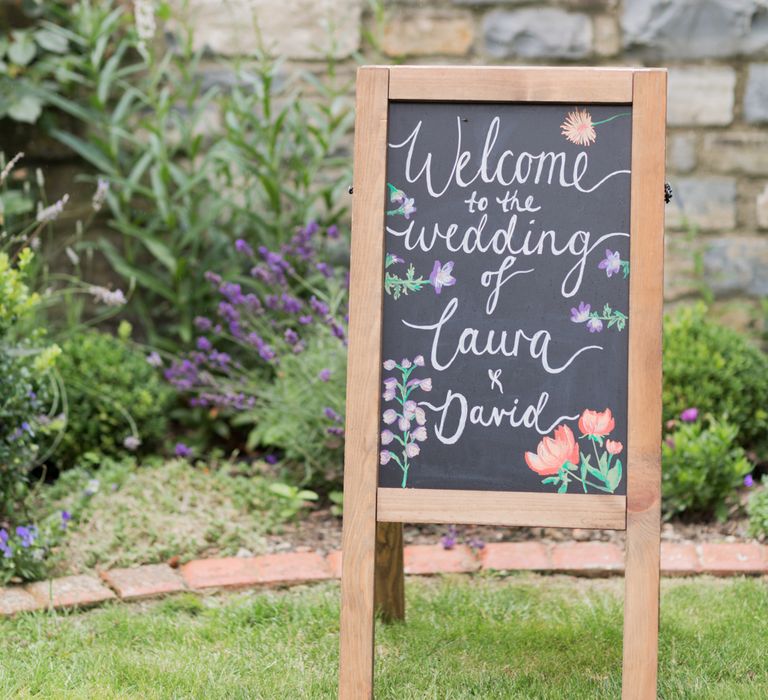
[1,541,765,616]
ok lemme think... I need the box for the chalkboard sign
[339,67,667,700]
[379,102,632,494]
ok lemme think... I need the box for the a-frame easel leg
[622,508,661,699]
[375,522,405,623]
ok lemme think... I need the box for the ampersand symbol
[488,368,503,394]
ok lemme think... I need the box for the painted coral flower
[606,439,623,455]
[570,302,591,324]
[381,430,394,445]
[524,425,580,476]
[579,408,615,438]
[587,317,604,333]
[429,261,456,295]
[383,409,398,425]
[680,407,698,422]
[380,450,392,465]
[561,109,596,147]
[598,249,622,278]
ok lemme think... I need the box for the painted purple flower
[570,302,591,324]
[744,474,754,487]
[389,186,406,204]
[598,249,622,278]
[235,238,254,256]
[398,416,411,431]
[402,198,417,219]
[381,430,394,445]
[383,409,398,425]
[318,368,331,382]
[419,378,432,392]
[412,426,427,442]
[586,317,604,333]
[405,442,420,458]
[429,261,456,295]
[680,407,698,422]
[380,450,393,465]
[383,359,396,371]
[383,387,397,402]
[383,377,398,390]
[413,355,425,367]
[175,442,193,458]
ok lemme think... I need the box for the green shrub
[53,329,173,468]
[663,304,768,453]
[747,478,768,539]
[661,415,751,521]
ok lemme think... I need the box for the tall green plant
[34,1,353,348]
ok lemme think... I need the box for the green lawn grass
[0,575,765,698]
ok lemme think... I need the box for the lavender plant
[163,222,348,485]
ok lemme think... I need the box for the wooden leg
[375,522,405,623]
[622,508,661,699]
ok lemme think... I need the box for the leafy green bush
[661,415,751,521]
[53,329,173,468]
[747,478,768,539]
[663,304,768,453]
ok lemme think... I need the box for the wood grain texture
[622,69,667,700]
[338,66,389,700]
[389,66,633,103]
[374,522,405,623]
[378,488,626,530]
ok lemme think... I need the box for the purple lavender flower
[281,294,302,314]
[586,317,604,333]
[196,336,212,352]
[175,442,193,458]
[235,238,254,257]
[265,453,279,465]
[744,474,754,488]
[284,329,299,345]
[327,225,339,239]
[570,302,591,324]
[194,316,213,331]
[327,426,345,436]
[204,271,222,286]
[598,249,622,278]
[324,407,341,422]
[680,407,698,422]
[310,296,329,316]
[299,314,313,325]
[258,345,276,362]
[467,537,485,551]
[318,368,332,382]
[316,262,333,278]
[330,321,345,340]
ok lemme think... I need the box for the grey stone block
[744,63,768,123]
[667,67,735,126]
[483,8,592,59]
[703,237,768,297]
[666,177,737,231]
[622,0,768,59]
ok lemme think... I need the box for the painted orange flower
[525,425,580,476]
[606,439,623,455]
[561,109,596,147]
[579,408,615,438]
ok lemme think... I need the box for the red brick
[661,543,700,575]
[101,564,186,601]
[551,542,624,575]
[252,552,332,586]
[699,543,768,575]
[480,542,551,572]
[26,575,115,609]
[181,557,261,590]
[0,586,41,616]
[404,544,479,575]
[326,550,342,578]
[181,553,332,590]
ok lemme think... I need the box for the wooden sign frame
[340,65,666,700]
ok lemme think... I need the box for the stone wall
[7,0,768,328]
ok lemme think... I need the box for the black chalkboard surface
[378,102,632,495]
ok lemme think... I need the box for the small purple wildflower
[194,316,213,331]
[598,249,622,278]
[326,225,339,239]
[235,238,254,257]
[175,442,193,458]
[318,368,331,382]
[680,407,699,422]
[570,302,591,324]
[316,262,333,278]
[284,329,299,345]
[61,510,72,530]
[441,526,457,550]
[299,314,313,325]
[196,336,212,352]
[265,453,279,465]
[16,526,36,548]
[586,317,603,333]
[146,351,163,367]
[744,474,754,488]
[324,407,341,422]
